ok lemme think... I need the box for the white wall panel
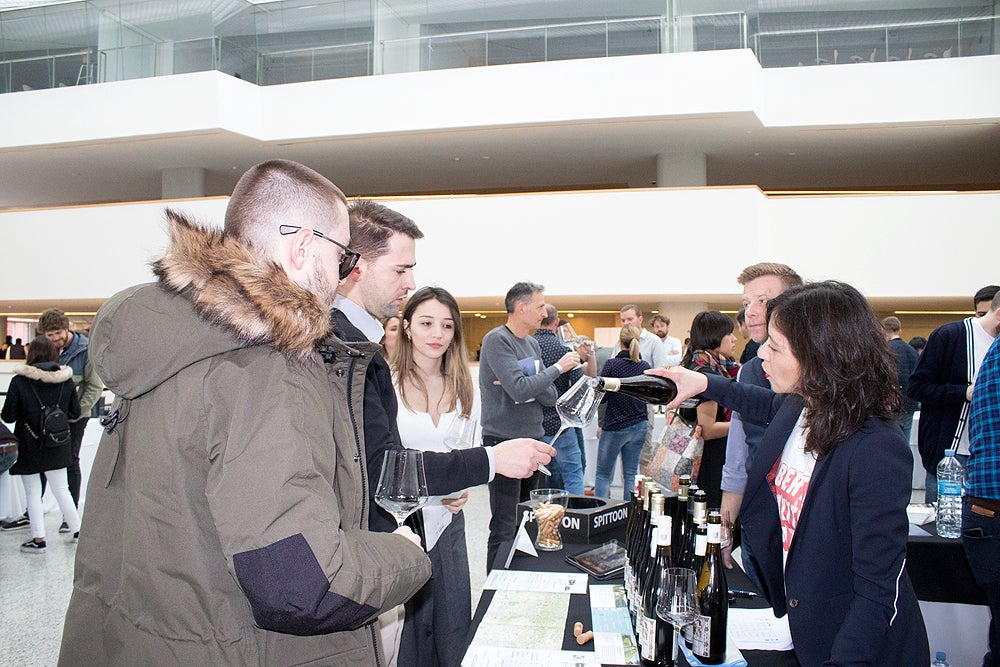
[0,188,995,304]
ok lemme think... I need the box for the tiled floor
[0,511,78,666]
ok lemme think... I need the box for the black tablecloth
[906,521,988,605]
[467,511,986,667]
[469,539,800,667]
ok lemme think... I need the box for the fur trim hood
[90,210,339,399]
[153,209,331,356]
[13,363,73,383]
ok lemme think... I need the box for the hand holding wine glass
[657,567,699,664]
[375,450,430,530]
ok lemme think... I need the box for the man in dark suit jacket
[334,199,554,665]
[909,287,1000,503]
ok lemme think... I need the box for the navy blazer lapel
[744,393,804,507]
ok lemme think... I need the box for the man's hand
[442,490,469,515]
[967,384,975,401]
[493,438,556,478]
[557,350,581,372]
[645,366,709,409]
[720,491,743,569]
[393,524,422,547]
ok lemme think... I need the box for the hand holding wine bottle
[643,366,710,410]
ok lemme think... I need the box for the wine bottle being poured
[588,375,678,406]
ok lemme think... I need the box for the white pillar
[162,167,205,199]
[656,153,707,187]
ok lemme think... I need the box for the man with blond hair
[720,262,803,583]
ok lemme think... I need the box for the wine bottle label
[694,505,707,524]
[707,522,721,543]
[639,614,656,660]
[695,533,708,556]
[692,614,712,658]
[603,377,622,391]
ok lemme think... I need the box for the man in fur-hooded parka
[59,161,431,667]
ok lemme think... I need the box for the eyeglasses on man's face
[278,225,360,280]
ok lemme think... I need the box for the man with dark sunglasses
[61,161,431,667]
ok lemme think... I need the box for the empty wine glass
[374,450,430,529]
[556,322,579,348]
[547,375,605,448]
[443,414,477,450]
[656,567,699,665]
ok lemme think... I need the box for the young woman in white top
[392,286,480,667]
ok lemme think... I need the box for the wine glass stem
[672,626,679,663]
[551,425,568,444]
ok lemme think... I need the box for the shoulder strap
[951,318,976,447]
[28,381,65,408]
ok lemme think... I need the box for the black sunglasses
[278,225,360,280]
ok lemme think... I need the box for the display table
[907,521,991,665]
[467,515,991,667]
[468,537,800,667]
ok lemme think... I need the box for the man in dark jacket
[37,309,103,519]
[332,199,554,665]
[883,315,920,443]
[910,286,1000,503]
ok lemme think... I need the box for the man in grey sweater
[479,281,579,569]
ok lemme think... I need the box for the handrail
[261,41,372,57]
[0,48,90,66]
[756,14,994,37]
[380,15,664,45]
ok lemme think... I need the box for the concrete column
[656,153,707,187]
[162,167,206,200]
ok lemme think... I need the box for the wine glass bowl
[374,450,430,529]
[443,414,477,450]
[656,567,699,663]
[555,375,604,431]
[529,488,569,551]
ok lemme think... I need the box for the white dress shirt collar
[333,294,384,343]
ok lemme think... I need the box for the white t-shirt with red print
[766,410,816,569]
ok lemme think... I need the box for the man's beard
[305,263,338,308]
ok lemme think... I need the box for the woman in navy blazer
[651,281,928,667]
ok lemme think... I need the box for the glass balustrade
[0,1,995,94]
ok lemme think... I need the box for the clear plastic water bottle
[932,651,950,666]
[936,449,965,539]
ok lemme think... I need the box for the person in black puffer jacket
[2,335,81,553]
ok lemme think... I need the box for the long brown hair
[767,281,903,457]
[394,287,474,418]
